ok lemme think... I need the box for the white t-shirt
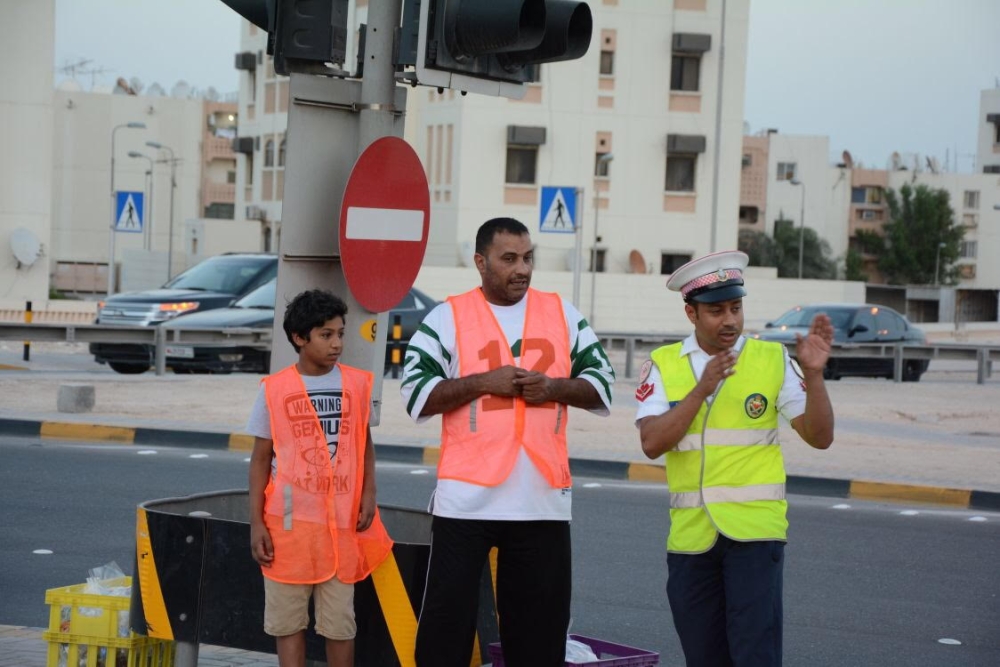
[246,366,346,472]
[400,293,616,521]
[634,335,807,425]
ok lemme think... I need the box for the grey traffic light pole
[267,0,406,427]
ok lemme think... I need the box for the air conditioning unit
[861,209,877,221]
[231,136,254,155]
[959,264,976,279]
[234,51,257,71]
[246,205,265,221]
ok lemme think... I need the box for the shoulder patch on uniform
[637,359,653,384]
[635,383,654,402]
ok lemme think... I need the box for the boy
[247,289,393,667]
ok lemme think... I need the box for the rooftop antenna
[58,58,110,88]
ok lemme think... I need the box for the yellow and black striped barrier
[132,493,500,665]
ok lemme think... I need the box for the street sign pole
[572,187,584,310]
[268,0,407,425]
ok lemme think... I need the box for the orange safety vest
[440,288,572,488]
[262,364,392,584]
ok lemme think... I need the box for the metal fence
[595,331,999,384]
[1,323,996,384]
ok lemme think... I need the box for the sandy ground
[2,342,999,492]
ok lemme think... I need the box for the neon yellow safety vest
[651,338,788,554]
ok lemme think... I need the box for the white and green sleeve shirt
[400,294,615,521]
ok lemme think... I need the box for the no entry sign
[339,137,430,313]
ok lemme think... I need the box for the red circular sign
[339,137,430,313]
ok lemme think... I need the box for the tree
[878,184,963,285]
[843,247,866,282]
[738,219,837,279]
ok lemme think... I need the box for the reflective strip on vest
[671,483,786,509]
[675,428,779,452]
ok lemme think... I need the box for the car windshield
[771,307,854,331]
[235,279,276,309]
[164,257,271,293]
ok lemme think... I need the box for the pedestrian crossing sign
[115,191,144,233]
[539,186,576,234]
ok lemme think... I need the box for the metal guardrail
[595,331,999,384]
[0,322,271,376]
[1,322,996,384]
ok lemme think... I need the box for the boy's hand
[357,489,376,532]
[250,521,274,567]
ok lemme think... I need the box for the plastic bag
[565,637,599,664]
[84,561,129,597]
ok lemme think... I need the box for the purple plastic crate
[488,634,659,667]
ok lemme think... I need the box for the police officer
[635,250,834,667]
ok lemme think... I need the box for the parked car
[161,282,439,374]
[752,303,929,381]
[91,253,278,374]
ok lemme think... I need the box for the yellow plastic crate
[42,576,175,667]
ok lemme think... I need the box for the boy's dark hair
[475,217,529,255]
[283,290,348,352]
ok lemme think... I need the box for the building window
[665,154,697,192]
[742,153,752,168]
[853,186,882,204]
[661,253,692,275]
[776,162,797,181]
[599,50,614,75]
[226,170,236,184]
[964,190,979,209]
[505,146,538,184]
[278,137,286,167]
[245,154,254,185]
[595,152,611,177]
[960,240,977,259]
[589,248,606,273]
[264,139,274,167]
[739,206,759,224]
[962,213,979,227]
[670,54,701,92]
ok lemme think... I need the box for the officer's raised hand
[796,314,834,372]
[695,349,737,398]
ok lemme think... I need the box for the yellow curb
[40,422,136,443]
[628,462,667,483]
[0,364,28,371]
[228,433,256,452]
[849,480,972,507]
[422,447,441,466]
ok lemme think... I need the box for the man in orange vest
[246,290,393,667]
[401,218,617,666]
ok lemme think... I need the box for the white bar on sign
[346,207,423,242]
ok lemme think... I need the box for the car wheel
[172,368,193,374]
[109,362,150,375]
[902,360,923,382]
[822,362,840,381]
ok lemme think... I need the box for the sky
[54,0,1000,172]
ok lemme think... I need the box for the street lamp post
[128,152,155,251]
[790,177,806,279]
[934,241,946,286]
[589,153,614,328]
[147,141,177,279]
[108,122,146,295]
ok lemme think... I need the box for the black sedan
[752,303,929,382]
[162,282,439,374]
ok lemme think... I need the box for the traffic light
[219,0,348,75]
[415,0,593,98]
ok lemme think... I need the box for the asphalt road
[2,436,998,666]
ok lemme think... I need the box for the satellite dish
[129,76,144,94]
[629,249,647,274]
[147,82,165,97]
[10,228,41,268]
[457,241,476,268]
[842,150,854,169]
[205,86,220,101]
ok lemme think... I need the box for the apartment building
[233,0,752,276]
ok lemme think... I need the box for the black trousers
[415,516,572,667]
[667,536,784,667]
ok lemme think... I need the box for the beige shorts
[263,576,356,640]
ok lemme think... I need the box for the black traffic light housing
[416,0,593,98]
[219,0,348,75]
